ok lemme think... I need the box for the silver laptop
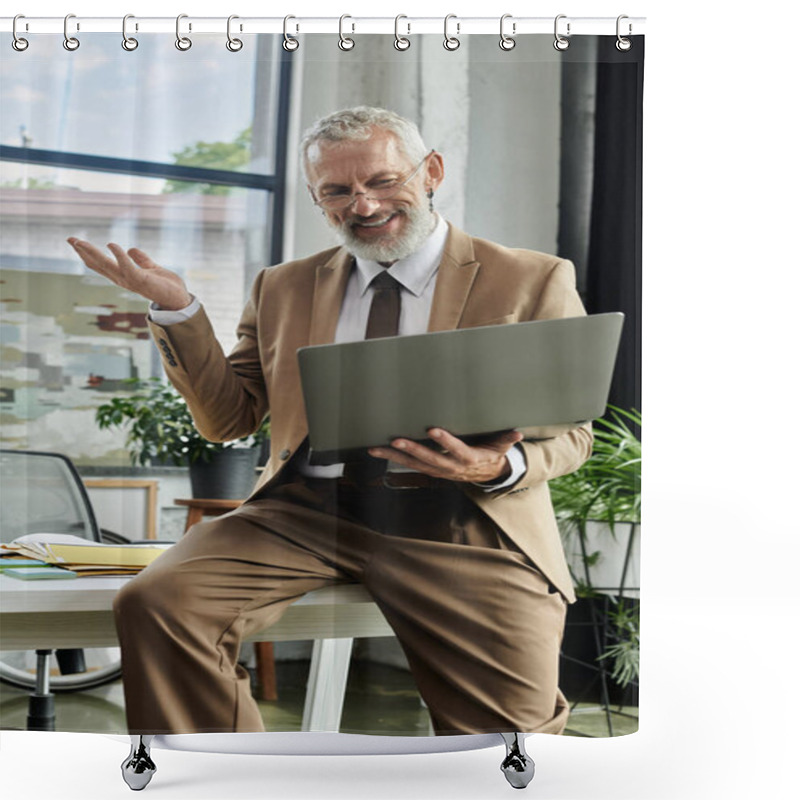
[298,312,624,465]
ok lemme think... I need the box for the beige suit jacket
[149,224,592,601]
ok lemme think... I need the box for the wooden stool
[175,498,278,702]
[174,497,242,531]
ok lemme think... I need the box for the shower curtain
[0,14,643,773]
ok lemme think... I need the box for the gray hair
[300,106,429,182]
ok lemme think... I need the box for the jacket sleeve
[147,269,269,443]
[490,258,594,496]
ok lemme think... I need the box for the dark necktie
[343,270,402,484]
[365,270,402,340]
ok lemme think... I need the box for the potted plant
[95,377,270,500]
[549,406,641,705]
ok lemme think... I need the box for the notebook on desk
[298,312,624,466]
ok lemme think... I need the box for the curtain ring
[122,14,139,51]
[12,15,29,52]
[394,15,410,51]
[63,13,80,51]
[553,14,570,51]
[175,14,192,51]
[338,15,355,51]
[443,14,460,51]
[226,15,243,51]
[283,15,299,51]
[616,15,632,52]
[499,14,516,51]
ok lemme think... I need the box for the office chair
[0,449,122,728]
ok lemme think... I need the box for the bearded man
[69,106,591,789]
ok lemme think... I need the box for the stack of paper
[1,533,171,577]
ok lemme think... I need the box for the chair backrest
[0,450,101,544]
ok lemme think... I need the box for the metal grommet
[226,15,243,52]
[122,14,139,51]
[443,14,460,51]
[394,15,410,51]
[338,15,355,51]
[282,15,299,51]
[499,14,516,51]
[63,13,80,51]
[12,15,29,51]
[553,14,570,51]
[616,15,632,52]
[175,13,192,51]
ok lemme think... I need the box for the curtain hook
[122,14,139,51]
[175,14,192,51]
[226,15,243,51]
[394,15,410,51]
[283,15,299,51]
[63,13,80,51]
[443,14,460,51]
[553,14,570,51]
[499,14,516,51]
[338,15,355,51]
[616,15,632,51]
[12,14,29,52]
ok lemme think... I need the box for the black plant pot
[189,448,260,500]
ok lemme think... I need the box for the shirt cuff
[473,443,526,492]
[149,296,200,325]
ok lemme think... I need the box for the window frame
[0,50,293,269]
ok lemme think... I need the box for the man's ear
[426,151,445,192]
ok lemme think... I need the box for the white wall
[283,34,563,262]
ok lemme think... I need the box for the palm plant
[549,406,641,688]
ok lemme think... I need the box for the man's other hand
[67,238,192,311]
[368,428,524,484]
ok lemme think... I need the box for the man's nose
[350,192,382,216]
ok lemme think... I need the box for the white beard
[328,204,436,263]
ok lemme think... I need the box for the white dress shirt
[150,214,524,489]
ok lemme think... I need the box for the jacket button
[279,449,291,461]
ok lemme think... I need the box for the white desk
[0,574,393,731]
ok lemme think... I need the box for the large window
[0,35,291,463]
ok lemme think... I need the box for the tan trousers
[113,474,568,735]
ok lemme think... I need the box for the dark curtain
[584,37,644,416]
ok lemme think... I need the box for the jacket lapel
[308,247,353,345]
[307,225,479,342]
[427,224,481,332]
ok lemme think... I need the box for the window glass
[0,34,280,175]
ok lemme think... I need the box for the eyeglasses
[311,150,434,211]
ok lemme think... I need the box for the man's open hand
[67,238,192,311]
[368,428,524,484]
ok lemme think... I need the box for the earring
[427,188,434,212]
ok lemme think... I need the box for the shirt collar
[353,214,448,298]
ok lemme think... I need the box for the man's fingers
[427,428,474,460]
[128,247,158,269]
[68,238,117,277]
[493,429,524,448]
[429,427,522,456]
[368,445,448,476]
[387,439,455,470]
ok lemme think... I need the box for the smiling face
[306,127,444,263]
